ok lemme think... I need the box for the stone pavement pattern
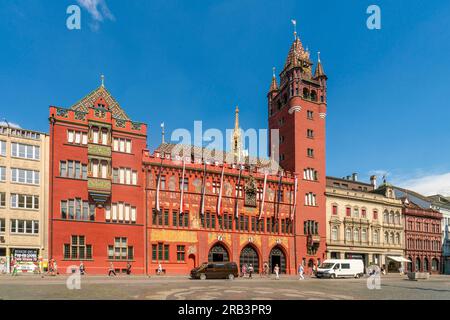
[0,275,449,300]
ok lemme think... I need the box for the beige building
[326,175,406,272]
[0,124,49,272]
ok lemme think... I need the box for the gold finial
[291,19,297,40]
[101,74,105,87]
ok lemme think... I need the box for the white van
[316,259,364,279]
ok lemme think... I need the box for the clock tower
[268,28,328,267]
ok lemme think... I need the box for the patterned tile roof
[155,142,282,173]
[70,85,130,120]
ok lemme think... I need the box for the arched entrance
[208,243,229,262]
[188,254,196,270]
[240,245,260,273]
[407,257,413,272]
[415,257,421,272]
[269,246,286,274]
[423,258,429,272]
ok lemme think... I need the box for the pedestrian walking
[298,264,305,280]
[274,264,280,280]
[108,262,116,276]
[11,259,18,276]
[79,262,86,275]
[126,262,132,275]
[263,262,269,277]
[157,263,163,275]
[248,264,254,279]
[242,264,247,278]
[54,260,58,275]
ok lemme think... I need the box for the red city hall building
[48,84,147,274]
[48,30,328,275]
[403,199,443,274]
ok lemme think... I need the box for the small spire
[269,67,279,92]
[101,74,105,87]
[234,106,239,130]
[314,52,327,79]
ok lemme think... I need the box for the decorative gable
[70,86,130,120]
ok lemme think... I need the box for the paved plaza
[0,274,449,300]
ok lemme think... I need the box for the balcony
[88,178,111,205]
[88,144,111,158]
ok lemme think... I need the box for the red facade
[48,33,328,275]
[404,201,443,274]
[268,35,328,268]
[48,87,147,274]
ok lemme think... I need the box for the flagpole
[258,172,269,220]
[217,165,225,216]
[235,166,242,219]
[179,160,186,214]
[200,161,207,216]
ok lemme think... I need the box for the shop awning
[387,256,412,263]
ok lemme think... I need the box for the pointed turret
[314,52,327,79]
[269,67,279,93]
[231,106,242,162]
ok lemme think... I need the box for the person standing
[79,262,86,275]
[126,262,132,275]
[54,260,58,275]
[11,258,18,276]
[108,262,116,276]
[263,262,269,277]
[274,264,280,280]
[157,263,163,275]
[248,264,254,279]
[298,264,305,280]
[242,264,247,278]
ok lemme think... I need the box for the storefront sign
[12,249,38,262]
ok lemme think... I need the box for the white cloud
[76,0,115,30]
[397,172,450,197]
[0,120,21,128]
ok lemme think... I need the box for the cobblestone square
[0,274,448,300]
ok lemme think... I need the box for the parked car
[316,259,364,279]
[190,262,239,280]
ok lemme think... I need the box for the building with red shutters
[48,83,147,274]
[268,31,328,269]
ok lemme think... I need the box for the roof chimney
[352,173,358,181]
[370,175,377,189]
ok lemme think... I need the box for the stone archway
[269,246,286,274]
[239,245,260,273]
[208,243,230,262]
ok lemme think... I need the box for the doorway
[208,244,229,262]
[269,246,286,274]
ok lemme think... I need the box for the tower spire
[231,106,242,163]
[269,67,279,92]
[161,122,165,144]
[314,51,327,79]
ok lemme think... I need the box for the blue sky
[0,0,449,195]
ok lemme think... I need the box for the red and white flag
[258,172,269,220]
[290,175,298,221]
[235,166,242,218]
[179,160,186,214]
[200,162,207,215]
[216,165,225,216]
[156,161,163,213]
